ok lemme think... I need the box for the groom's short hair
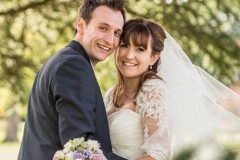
[74,0,127,34]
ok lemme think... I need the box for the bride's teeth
[124,62,135,66]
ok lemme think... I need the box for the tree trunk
[3,100,21,142]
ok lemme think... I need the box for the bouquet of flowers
[53,137,107,160]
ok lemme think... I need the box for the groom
[18,0,127,159]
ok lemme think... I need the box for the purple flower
[73,151,84,159]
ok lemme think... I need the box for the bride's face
[116,38,158,80]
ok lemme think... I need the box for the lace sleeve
[104,87,114,109]
[136,79,171,160]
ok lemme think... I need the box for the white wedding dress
[104,31,240,160]
[107,109,145,159]
[105,79,171,160]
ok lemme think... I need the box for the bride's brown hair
[113,17,166,107]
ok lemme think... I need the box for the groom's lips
[97,44,111,51]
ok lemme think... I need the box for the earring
[149,65,153,70]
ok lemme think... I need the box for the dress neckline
[108,108,138,119]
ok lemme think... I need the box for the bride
[104,17,240,160]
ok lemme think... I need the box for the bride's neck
[123,78,140,93]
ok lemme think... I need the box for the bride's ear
[151,53,160,65]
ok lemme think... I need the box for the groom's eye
[99,26,107,32]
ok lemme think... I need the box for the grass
[0,119,240,160]
[0,119,24,160]
[0,142,21,160]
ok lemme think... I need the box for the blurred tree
[0,0,239,142]
[0,0,80,142]
[125,0,240,84]
[3,98,20,142]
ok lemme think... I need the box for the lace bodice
[105,79,171,160]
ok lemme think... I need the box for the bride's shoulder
[104,86,116,102]
[142,78,166,90]
[105,86,115,95]
[104,86,116,109]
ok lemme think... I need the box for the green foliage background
[0,0,240,117]
[0,3,240,160]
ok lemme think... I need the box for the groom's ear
[76,17,86,35]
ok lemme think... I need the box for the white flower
[54,150,65,159]
[65,152,73,160]
[63,148,69,154]
[87,139,100,150]
[72,137,85,147]
[64,141,74,151]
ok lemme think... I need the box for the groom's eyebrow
[98,22,123,32]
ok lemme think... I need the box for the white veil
[157,32,240,158]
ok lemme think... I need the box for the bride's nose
[125,48,135,59]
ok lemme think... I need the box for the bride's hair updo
[113,17,167,106]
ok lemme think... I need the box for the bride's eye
[136,46,145,52]
[119,43,128,49]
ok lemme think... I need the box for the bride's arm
[136,79,171,160]
[104,86,116,116]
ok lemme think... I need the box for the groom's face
[76,6,124,66]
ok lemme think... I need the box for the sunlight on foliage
[0,0,239,144]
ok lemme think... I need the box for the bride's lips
[123,61,137,67]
